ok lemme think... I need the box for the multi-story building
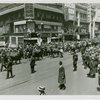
[0,3,97,47]
[0,3,64,47]
[95,8,100,37]
[63,3,96,40]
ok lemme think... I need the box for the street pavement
[0,52,100,95]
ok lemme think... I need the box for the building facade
[63,3,96,40]
[0,3,98,47]
[95,8,100,37]
[0,3,64,47]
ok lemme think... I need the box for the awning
[33,4,63,14]
[0,5,24,16]
[34,20,62,26]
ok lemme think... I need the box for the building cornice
[33,4,63,14]
[0,4,25,16]
[0,3,63,17]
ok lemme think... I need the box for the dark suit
[30,57,35,73]
[6,59,13,79]
[73,53,78,71]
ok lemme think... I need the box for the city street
[0,52,100,95]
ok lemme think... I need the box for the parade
[0,39,100,94]
[0,3,100,95]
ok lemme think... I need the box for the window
[80,13,87,19]
[15,24,26,33]
[18,37,24,46]
[11,37,16,45]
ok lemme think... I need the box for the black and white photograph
[0,2,100,96]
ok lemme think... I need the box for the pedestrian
[6,57,14,79]
[30,56,36,73]
[58,61,66,90]
[73,51,78,71]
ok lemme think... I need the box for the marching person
[0,55,7,72]
[73,51,78,71]
[88,56,96,78]
[30,56,36,73]
[81,53,86,67]
[58,61,66,90]
[88,54,99,78]
[0,50,7,72]
[6,56,14,79]
[94,54,99,73]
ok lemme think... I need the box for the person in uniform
[90,53,99,78]
[94,54,99,73]
[58,61,66,90]
[6,57,14,79]
[73,51,78,71]
[81,53,86,67]
[0,51,7,72]
[30,56,36,73]
[85,52,90,69]
[89,56,96,78]
[0,56,6,72]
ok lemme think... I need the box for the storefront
[2,33,24,48]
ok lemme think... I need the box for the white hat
[37,86,45,91]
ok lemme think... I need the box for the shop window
[15,24,26,33]
[18,37,24,46]
[11,37,16,44]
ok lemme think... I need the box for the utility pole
[88,4,92,39]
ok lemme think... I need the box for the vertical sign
[64,3,75,21]
[87,5,91,22]
[24,3,34,19]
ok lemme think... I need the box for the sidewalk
[0,59,31,91]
